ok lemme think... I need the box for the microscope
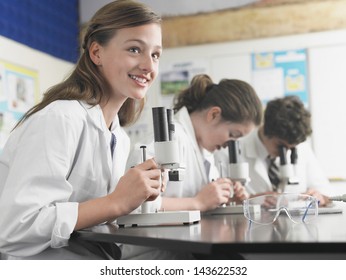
[277,146,300,193]
[152,107,185,181]
[228,140,250,186]
[117,107,200,227]
[205,140,260,215]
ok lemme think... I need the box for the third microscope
[277,146,300,193]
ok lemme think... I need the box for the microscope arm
[329,194,346,202]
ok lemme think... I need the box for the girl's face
[91,23,162,101]
[198,107,255,152]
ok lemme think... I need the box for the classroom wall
[136,29,346,180]
[0,35,74,95]
[0,35,74,150]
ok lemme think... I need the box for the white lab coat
[215,128,330,195]
[0,100,129,259]
[163,107,219,198]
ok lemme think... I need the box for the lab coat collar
[109,116,120,133]
[243,128,267,161]
[175,107,199,151]
[243,128,272,188]
[175,107,208,183]
[79,101,119,132]
[78,101,120,187]
[254,128,269,161]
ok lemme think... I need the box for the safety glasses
[243,194,318,225]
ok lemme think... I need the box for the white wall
[0,35,74,99]
[309,44,346,179]
[138,29,346,180]
[79,0,258,23]
[0,36,75,151]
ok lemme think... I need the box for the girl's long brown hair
[14,0,161,129]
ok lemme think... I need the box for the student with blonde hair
[0,0,163,259]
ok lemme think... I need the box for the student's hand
[249,192,278,208]
[304,188,330,207]
[229,181,249,204]
[195,178,232,212]
[109,159,161,216]
[160,169,167,193]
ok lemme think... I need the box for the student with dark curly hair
[231,95,330,205]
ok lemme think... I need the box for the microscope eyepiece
[166,108,175,141]
[228,140,239,164]
[152,107,169,142]
[290,147,298,164]
[279,145,288,165]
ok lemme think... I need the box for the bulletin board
[0,0,79,63]
[0,60,39,152]
[251,49,309,106]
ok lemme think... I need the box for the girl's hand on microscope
[305,188,330,206]
[195,178,232,211]
[149,157,166,193]
[229,181,249,204]
[110,159,161,216]
[160,169,167,193]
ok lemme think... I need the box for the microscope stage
[117,210,201,227]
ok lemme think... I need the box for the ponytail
[173,74,214,113]
[173,74,262,125]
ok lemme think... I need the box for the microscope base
[204,204,260,215]
[117,210,201,227]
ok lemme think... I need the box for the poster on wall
[0,60,39,152]
[251,49,308,106]
[160,60,209,108]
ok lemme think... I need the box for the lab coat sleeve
[303,144,331,193]
[0,111,82,257]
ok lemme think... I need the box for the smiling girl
[0,0,162,259]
